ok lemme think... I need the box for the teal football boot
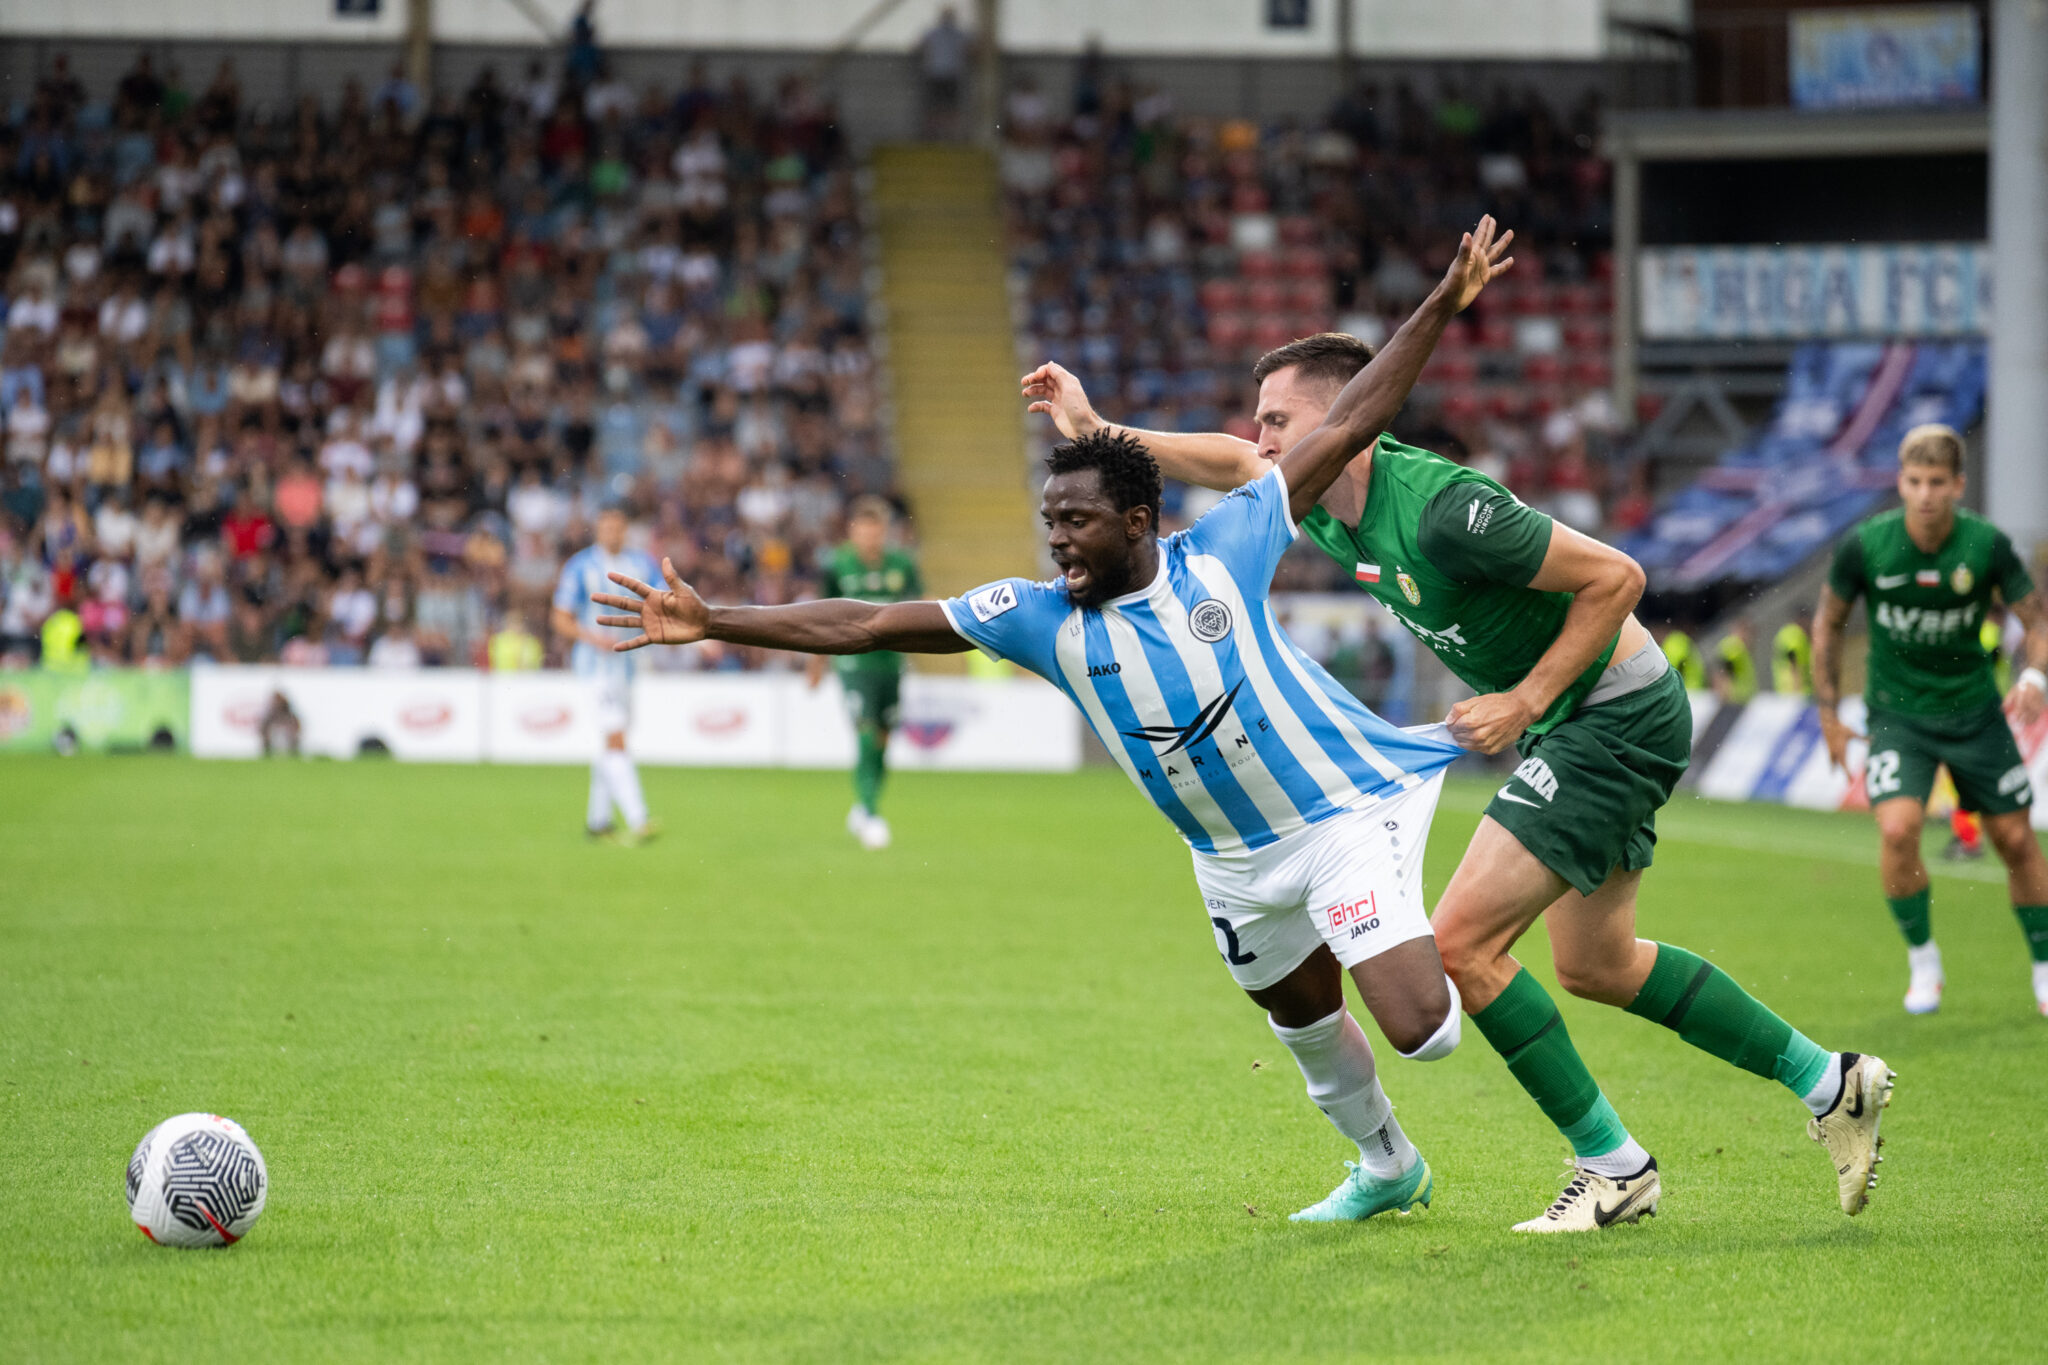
[1289,1156,1433,1222]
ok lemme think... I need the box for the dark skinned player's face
[1040,468,1154,608]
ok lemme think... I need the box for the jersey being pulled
[553,543,664,677]
[940,467,1464,854]
[1828,507,2033,716]
[821,543,922,677]
[1301,436,1617,736]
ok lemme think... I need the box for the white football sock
[601,750,648,830]
[1579,1136,1653,1179]
[1396,976,1463,1061]
[1270,1007,1416,1179]
[1908,941,1943,974]
[1802,1053,1846,1117]
[586,762,612,831]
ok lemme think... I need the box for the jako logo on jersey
[1189,599,1233,642]
[1467,497,1496,535]
[1512,755,1558,801]
[967,582,1019,623]
[1086,662,1122,678]
[1397,571,1422,606]
[1951,564,1974,594]
[1123,680,1245,755]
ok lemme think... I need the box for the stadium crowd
[1000,72,1634,588]
[0,51,890,670]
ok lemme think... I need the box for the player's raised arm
[593,560,972,655]
[1022,361,1267,492]
[1276,217,1512,523]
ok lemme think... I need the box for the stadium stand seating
[1618,341,1987,589]
[0,54,891,669]
[997,79,1621,587]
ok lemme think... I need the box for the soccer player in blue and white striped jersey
[552,505,663,844]
[594,219,1515,1220]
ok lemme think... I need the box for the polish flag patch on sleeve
[1355,563,1381,584]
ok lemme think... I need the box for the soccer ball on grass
[126,1113,268,1247]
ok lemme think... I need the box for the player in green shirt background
[809,496,922,850]
[1814,424,2048,1016]
[1023,317,1889,1232]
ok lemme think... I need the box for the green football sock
[2015,905,2048,963]
[1625,943,1832,1098]
[854,729,887,815]
[1471,968,1630,1159]
[1886,888,1932,947]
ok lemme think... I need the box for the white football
[125,1113,268,1247]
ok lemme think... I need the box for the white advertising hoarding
[1640,243,1990,341]
[190,666,1080,772]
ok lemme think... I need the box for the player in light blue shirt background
[552,504,664,844]
[592,219,1512,1224]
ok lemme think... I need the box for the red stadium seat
[1486,386,1532,419]
[1287,278,1329,312]
[1510,284,1554,316]
[1278,215,1320,247]
[1476,317,1516,351]
[1199,278,1243,313]
[1562,319,1607,352]
[1557,283,1600,316]
[1442,392,1485,425]
[1207,313,1250,351]
[1568,358,1612,388]
[1522,353,1564,384]
[1249,315,1295,350]
[1282,246,1326,278]
[1244,279,1289,314]
[1239,251,1282,279]
[1425,352,1478,385]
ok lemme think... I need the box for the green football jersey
[1827,507,2033,716]
[822,543,922,676]
[1301,436,1618,736]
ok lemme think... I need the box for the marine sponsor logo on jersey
[1122,680,1244,755]
[1915,569,1942,587]
[1397,571,1422,606]
[967,582,1019,623]
[1951,564,1974,595]
[1466,496,1496,536]
[1875,601,1981,640]
[1355,562,1381,584]
[1189,598,1233,643]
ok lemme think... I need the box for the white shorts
[1192,772,1444,992]
[592,673,632,738]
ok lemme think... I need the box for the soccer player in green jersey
[808,496,923,850]
[1023,327,1892,1231]
[1813,424,2048,1016]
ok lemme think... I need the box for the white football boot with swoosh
[1512,1157,1660,1233]
[1807,1052,1895,1215]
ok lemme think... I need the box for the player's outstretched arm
[1813,583,1857,770]
[1021,361,1266,491]
[2003,590,2048,726]
[593,560,972,655]
[1276,217,1512,523]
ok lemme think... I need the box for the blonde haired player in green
[808,496,922,850]
[1023,326,1891,1232]
[1814,423,2048,1016]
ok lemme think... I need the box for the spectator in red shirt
[221,488,275,560]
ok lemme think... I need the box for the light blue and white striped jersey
[554,544,664,678]
[940,467,1465,854]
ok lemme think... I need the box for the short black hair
[1251,332,1377,394]
[1045,429,1163,530]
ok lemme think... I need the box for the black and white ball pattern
[126,1113,267,1247]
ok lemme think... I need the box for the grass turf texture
[3,758,2043,1363]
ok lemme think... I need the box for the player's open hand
[1021,362,1103,441]
[2006,674,2046,728]
[1818,706,1855,773]
[593,558,708,650]
[1442,215,1515,313]
[1446,689,1539,756]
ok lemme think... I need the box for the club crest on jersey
[1397,571,1422,606]
[1189,599,1233,643]
[1951,564,1974,595]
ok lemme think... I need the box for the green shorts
[1864,703,2032,815]
[839,668,901,732]
[1486,666,1693,897]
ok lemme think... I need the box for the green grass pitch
[3,756,2043,1362]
